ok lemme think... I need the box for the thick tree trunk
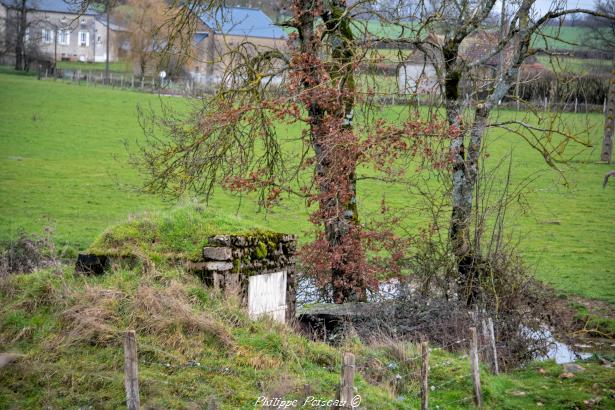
[601,63,615,164]
[296,0,365,303]
[443,45,472,262]
[444,44,491,304]
[444,2,530,303]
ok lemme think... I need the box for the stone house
[0,0,124,65]
[190,6,287,84]
[397,31,535,96]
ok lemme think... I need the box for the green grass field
[55,60,132,74]
[1,70,614,305]
[2,267,614,409]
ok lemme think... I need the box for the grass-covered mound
[87,204,278,262]
[1,265,614,409]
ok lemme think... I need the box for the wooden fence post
[469,327,482,408]
[420,341,430,410]
[487,318,499,375]
[481,318,489,362]
[123,330,140,410]
[338,352,355,409]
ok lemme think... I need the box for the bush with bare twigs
[0,229,58,277]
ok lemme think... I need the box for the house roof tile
[198,7,286,39]
[1,0,96,15]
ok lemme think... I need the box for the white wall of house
[93,19,120,63]
[0,5,123,64]
[30,12,97,62]
[398,63,439,95]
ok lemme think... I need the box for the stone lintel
[203,246,232,261]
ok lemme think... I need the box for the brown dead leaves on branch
[132,0,455,301]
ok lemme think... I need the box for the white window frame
[59,29,70,45]
[42,28,53,44]
[78,31,89,47]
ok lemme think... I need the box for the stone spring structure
[76,232,297,324]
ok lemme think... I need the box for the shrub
[0,229,58,277]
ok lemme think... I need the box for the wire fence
[117,310,502,409]
[36,67,608,113]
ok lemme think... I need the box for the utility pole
[53,26,57,64]
[105,0,110,84]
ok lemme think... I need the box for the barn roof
[0,0,97,15]
[198,7,286,39]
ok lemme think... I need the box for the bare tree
[125,0,613,304]
[0,0,48,71]
[373,0,615,299]
[130,0,444,303]
[113,0,179,77]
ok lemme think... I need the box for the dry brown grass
[131,281,235,350]
[57,277,235,356]
[60,285,126,346]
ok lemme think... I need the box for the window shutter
[85,32,90,47]
[41,28,45,43]
[65,30,70,46]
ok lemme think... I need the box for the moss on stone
[254,241,268,259]
[87,204,285,264]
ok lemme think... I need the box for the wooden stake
[338,352,355,409]
[469,327,482,408]
[420,341,430,410]
[123,330,140,410]
[481,318,489,362]
[487,318,499,374]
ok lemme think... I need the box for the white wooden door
[248,271,287,323]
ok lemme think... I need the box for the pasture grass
[55,60,132,73]
[1,267,613,409]
[0,70,614,306]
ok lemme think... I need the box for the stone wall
[77,231,297,323]
[187,233,297,323]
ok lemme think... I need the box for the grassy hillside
[0,71,614,305]
[1,266,614,409]
[531,26,592,50]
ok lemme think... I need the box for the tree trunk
[444,45,472,263]
[296,0,365,303]
[601,63,615,164]
[14,0,27,71]
[444,44,491,305]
